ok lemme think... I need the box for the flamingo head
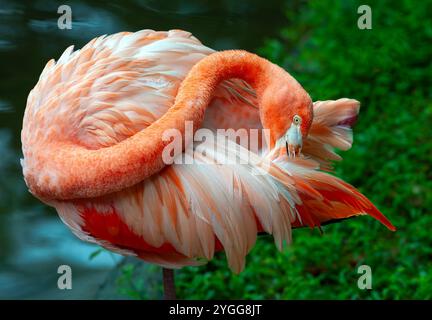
[261,81,313,157]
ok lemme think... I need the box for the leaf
[88,248,103,261]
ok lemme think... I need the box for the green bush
[176,0,432,299]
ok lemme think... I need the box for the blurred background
[0,0,431,299]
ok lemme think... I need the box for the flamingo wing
[54,133,394,273]
[54,135,299,273]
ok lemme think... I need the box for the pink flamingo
[21,29,395,299]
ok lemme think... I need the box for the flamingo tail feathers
[302,98,360,170]
[276,157,396,231]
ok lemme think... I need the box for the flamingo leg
[162,268,176,300]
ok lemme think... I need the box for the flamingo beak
[269,116,304,159]
[285,123,303,158]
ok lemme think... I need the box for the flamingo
[21,29,395,299]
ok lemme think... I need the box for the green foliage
[116,262,163,299]
[176,0,432,299]
[116,263,149,300]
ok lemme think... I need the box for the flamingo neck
[164,50,288,144]
[174,50,272,112]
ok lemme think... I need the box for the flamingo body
[21,30,395,273]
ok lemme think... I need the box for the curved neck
[164,50,294,143]
[175,50,273,107]
[26,50,291,200]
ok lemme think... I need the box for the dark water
[0,0,286,299]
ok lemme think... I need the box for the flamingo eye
[293,115,302,125]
